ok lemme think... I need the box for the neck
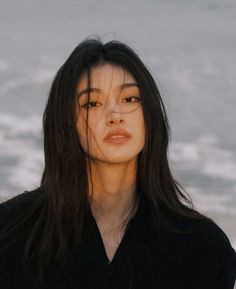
[87,159,138,229]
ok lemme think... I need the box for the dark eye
[82,101,99,108]
[124,96,141,103]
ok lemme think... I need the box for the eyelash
[81,96,141,109]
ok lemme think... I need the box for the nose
[108,110,125,124]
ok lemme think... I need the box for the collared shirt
[0,188,236,289]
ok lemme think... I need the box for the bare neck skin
[88,159,138,234]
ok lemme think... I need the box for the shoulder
[0,186,44,232]
[0,188,43,288]
[199,220,236,287]
[178,210,235,252]
[199,219,234,246]
[0,191,28,214]
[0,186,43,211]
[160,206,236,260]
[165,206,233,244]
[195,219,236,257]
[157,209,236,286]
[200,219,236,261]
[177,213,236,278]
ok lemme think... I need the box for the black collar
[58,192,162,289]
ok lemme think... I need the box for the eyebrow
[77,82,139,98]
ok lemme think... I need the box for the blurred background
[0,0,235,250]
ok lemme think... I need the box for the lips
[104,128,131,140]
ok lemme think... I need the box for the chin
[101,151,140,164]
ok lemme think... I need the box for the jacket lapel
[58,208,110,289]
[102,192,161,289]
[59,192,161,289]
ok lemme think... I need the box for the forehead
[77,63,137,90]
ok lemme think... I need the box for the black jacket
[0,187,236,289]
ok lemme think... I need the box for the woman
[0,36,236,289]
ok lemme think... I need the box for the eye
[124,96,141,103]
[82,101,101,109]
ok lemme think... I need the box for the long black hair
[0,36,215,288]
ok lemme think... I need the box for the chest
[99,228,125,262]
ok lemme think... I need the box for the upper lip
[104,128,131,140]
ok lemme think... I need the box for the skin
[76,63,145,238]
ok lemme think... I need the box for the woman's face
[76,63,145,164]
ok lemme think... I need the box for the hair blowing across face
[0,36,214,289]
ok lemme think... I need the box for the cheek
[76,115,85,139]
[76,115,89,149]
[137,111,146,145]
[134,109,145,131]
[76,115,101,147]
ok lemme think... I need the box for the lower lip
[104,136,131,144]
